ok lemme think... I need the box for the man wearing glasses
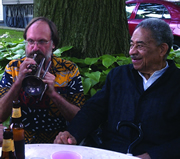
[0,17,85,143]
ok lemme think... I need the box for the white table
[0,144,140,159]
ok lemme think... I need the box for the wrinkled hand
[0,124,6,147]
[137,153,151,159]
[54,131,77,145]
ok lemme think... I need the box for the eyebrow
[130,40,146,45]
[26,38,47,41]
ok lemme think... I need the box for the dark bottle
[1,128,17,159]
[10,100,25,159]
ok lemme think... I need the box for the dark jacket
[68,60,180,159]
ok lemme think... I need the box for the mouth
[28,50,44,58]
[130,55,142,64]
[28,51,46,64]
[132,58,142,63]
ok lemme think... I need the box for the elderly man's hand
[0,124,6,147]
[137,153,151,159]
[54,131,77,145]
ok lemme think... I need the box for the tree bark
[34,0,130,58]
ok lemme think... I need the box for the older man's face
[129,27,166,77]
[25,21,55,63]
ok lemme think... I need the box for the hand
[17,57,36,83]
[54,131,77,145]
[42,72,55,95]
[0,124,6,147]
[136,153,151,159]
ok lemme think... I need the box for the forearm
[48,90,80,122]
[0,80,22,122]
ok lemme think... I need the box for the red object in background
[126,0,180,50]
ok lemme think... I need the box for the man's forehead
[26,21,51,39]
[131,31,154,44]
[132,27,153,39]
[29,21,49,30]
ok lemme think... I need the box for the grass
[0,28,24,42]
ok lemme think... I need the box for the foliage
[0,33,25,79]
[167,49,180,68]
[1,33,180,101]
[1,31,180,127]
[59,54,132,100]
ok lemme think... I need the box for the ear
[159,43,169,57]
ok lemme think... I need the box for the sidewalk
[0,21,24,31]
[0,25,24,31]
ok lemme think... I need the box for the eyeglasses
[24,39,51,46]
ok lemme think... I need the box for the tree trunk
[34,0,130,58]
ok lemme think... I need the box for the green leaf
[53,49,62,56]
[175,63,180,68]
[102,69,111,75]
[7,54,21,60]
[3,53,11,57]
[84,71,101,82]
[82,78,92,95]
[53,46,73,57]
[5,42,18,48]
[100,55,117,68]
[102,58,115,68]
[0,72,4,80]
[9,43,25,52]
[14,49,25,57]
[84,57,99,65]
[90,88,97,97]
[65,57,85,64]
[60,46,73,52]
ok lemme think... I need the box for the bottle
[1,128,16,159]
[10,100,25,159]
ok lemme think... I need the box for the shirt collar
[138,61,169,90]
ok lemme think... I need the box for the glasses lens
[25,40,50,46]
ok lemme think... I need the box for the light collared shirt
[138,62,169,90]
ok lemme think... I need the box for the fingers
[54,131,71,144]
[42,72,55,94]
[42,72,55,82]
[136,153,151,159]
[68,137,77,145]
[54,131,77,145]
[21,58,36,70]
[18,58,37,81]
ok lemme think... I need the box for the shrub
[1,33,180,100]
[1,32,180,127]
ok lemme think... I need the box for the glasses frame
[24,39,51,47]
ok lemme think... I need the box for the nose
[129,45,137,56]
[32,42,40,51]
